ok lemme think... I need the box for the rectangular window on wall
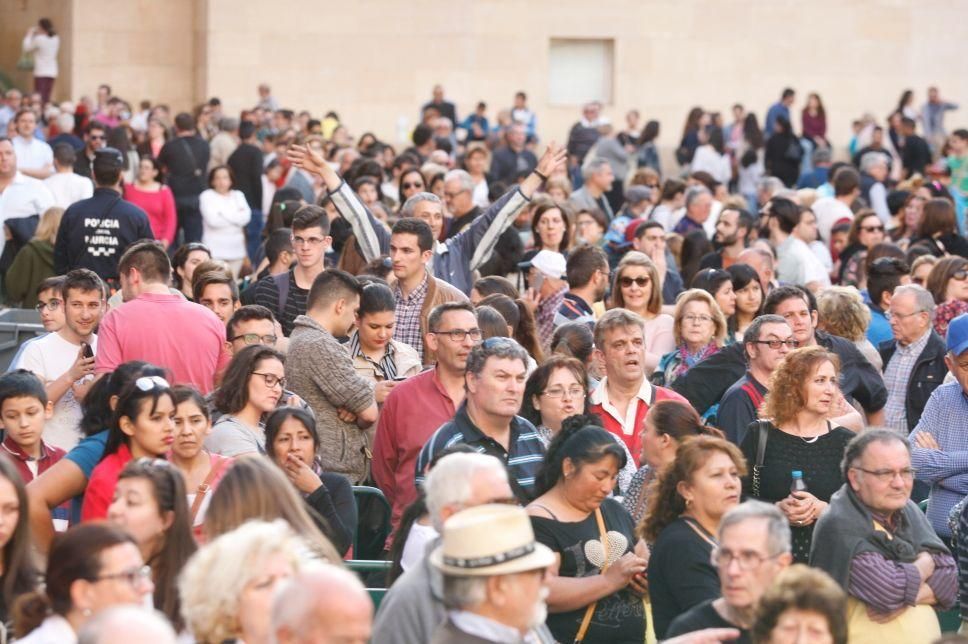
[548,38,614,106]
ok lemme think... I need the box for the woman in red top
[81,375,175,521]
[168,386,231,537]
[123,157,177,247]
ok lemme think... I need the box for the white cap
[531,250,566,279]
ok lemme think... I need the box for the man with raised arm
[287,141,566,294]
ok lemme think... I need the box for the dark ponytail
[535,417,627,496]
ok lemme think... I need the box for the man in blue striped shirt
[415,337,545,502]
[910,313,968,539]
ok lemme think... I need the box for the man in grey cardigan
[286,269,378,484]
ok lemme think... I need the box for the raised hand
[287,144,328,176]
[536,141,568,178]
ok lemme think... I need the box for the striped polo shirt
[414,402,546,502]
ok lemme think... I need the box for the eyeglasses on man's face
[850,466,916,483]
[35,298,62,313]
[711,547,782,571]
[751,339,799,350]
[231,333,278,346]
[431,328,483,342]
[291,235,327,247]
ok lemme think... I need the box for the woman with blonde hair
[816,286,881,371]
[653,289,727,386]
[610,251,675,374]
[740,346,857,563]
[641,435,745,638]
[5,206,63,308]
[203,456,341,562]
[179,519,316,644]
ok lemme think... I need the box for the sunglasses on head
[135,376,170,392]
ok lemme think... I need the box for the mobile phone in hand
[81,342,94,359]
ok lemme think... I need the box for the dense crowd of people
[4,14,968,644]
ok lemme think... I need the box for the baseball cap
[946,313,968,357]
[529,250,566,279]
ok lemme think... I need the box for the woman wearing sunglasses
[206,345,286,458]
[925,256,968,338]
[608,251,674,375]
[395,168,426,214]
[81,374,176,521]
[837,210,885,287]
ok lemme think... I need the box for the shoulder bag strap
[189,455,229,522]
[178,137,202,178]
[752,420,770,497]
[273,271,290,318]
[574,507,610,643]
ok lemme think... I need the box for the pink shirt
[123,184,177,247]
[95,293,229,394]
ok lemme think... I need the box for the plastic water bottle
[790,470,808,494]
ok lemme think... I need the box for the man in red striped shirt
[588,308,688,457]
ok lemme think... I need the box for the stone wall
[2,0,966,152]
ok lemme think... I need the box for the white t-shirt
[776,236,831,288]
[811,197,854,243]
[15,331,97,451]
[11,137,53,173]
[43,172,93,209]
[0,172,55,256]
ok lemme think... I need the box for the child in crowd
[0,370,70,529]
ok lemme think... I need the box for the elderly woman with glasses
[14,524,154,643]
[740,346,856,563]
[653,289,728,387]
[206,345,286,458]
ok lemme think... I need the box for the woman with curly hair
[640,435,745,639]
[752,564,847,644]
[739,346,856,564]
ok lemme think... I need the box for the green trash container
[0,309,45,371]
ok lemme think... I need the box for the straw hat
[430,504,555,577]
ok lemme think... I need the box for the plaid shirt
[910,382,968,538]
[883,329,931,433]
[348,330,398,380]
[536,285,568,350]
[393,272,430,359]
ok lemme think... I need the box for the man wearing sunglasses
[717,315,795,445]
[71,121,107,179]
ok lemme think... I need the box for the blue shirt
[910,383,968,538]
[65,430,108,523]
[414,403,545,502]
[765,102,791,138]
[866,305,894,347]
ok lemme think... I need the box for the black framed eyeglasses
[35,298,62,312]
[251,371,286,389]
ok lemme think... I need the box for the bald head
[737,247,775,289]
[273,565,374,644]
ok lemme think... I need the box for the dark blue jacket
[54,187,154,280]
[878,331,948,433]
